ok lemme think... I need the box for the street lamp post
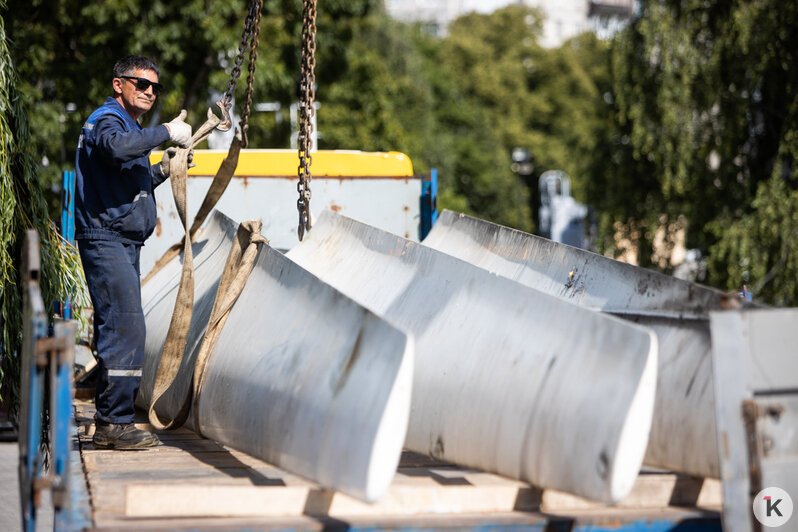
[511,147,534,230]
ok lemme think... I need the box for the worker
[75,54,192,449]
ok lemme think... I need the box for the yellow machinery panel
[150,149,414,178]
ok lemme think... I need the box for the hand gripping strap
[141,124,243,285]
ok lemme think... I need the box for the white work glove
[159,147,195,178]
[164,109,192,148]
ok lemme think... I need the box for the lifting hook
[216,97,233,132]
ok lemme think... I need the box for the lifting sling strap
[145,0,319,431]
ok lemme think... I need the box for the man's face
[113,68,159,116]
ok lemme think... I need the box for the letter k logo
[754,488,792,526]
[766,496,784,517]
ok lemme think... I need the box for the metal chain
[297,0,317,241]
[216,0,260,131]
[239,0,263,147]
[224,0,258,105]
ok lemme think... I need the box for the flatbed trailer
[70,401,721,531]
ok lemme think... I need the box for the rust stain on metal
[241,176,249,188]
[565,269,577,289]
[742,399,763,496]
[720,293,742,310]
[155,217,162,237]
[329,202,342,213]
[403,205,409,212]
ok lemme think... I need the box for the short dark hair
[113,55,160,78]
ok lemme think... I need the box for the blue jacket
[75,97,171,244]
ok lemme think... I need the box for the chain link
[223,1,258,106]
[297,0,317,241]
[239,0,263,147]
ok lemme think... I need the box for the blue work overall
[75,98,170,424]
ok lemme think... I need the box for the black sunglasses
[119,76,163,95]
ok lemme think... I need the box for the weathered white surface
[138,211,414,502]
[286,210,658,504]
[710,309,798,532]
[422,210,729,479]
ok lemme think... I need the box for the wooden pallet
[75,401,721,530]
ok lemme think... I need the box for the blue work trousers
[78,240,145,424]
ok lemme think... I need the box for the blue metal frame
[19,230,83,532]
[419,168,438,240]
[305,512,721,531]
[19,231,47,532]
[60,171,76,244]
[50,320,77,530]
[59,170,76,319]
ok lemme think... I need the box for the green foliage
[1,3,89,415]
[435,7,616,231]
[5,0,278,191]
[317,4,614,233]
[10,0,794,305]
[433,6,538,230]
[709,174,797,306]
[609,0,798,303]
[3,0,617,238]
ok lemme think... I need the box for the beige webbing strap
[148,110,220,430]
[142,129,243,286]
[192,221,268,434]
[189,136,243,239]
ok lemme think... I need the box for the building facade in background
[384,0,633,47]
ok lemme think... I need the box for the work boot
[93,420,160,450]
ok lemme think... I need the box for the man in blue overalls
[76,55,192,449]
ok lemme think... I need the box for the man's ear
[112,78,123,96]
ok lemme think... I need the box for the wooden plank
[540,476,722,511]
[121,474,721,519]
[73,356,97,384]
[76,401,721,529]
[124,484,540,518]
[126,485,312,517]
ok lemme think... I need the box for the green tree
[609,0,798,304]
[3,0,304,204]
[291,5,478,220]
[435,5,541,231]
[523,31,617,231]
[3,0,423,208]
[1,3,87,415]
[426,6,618,232]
